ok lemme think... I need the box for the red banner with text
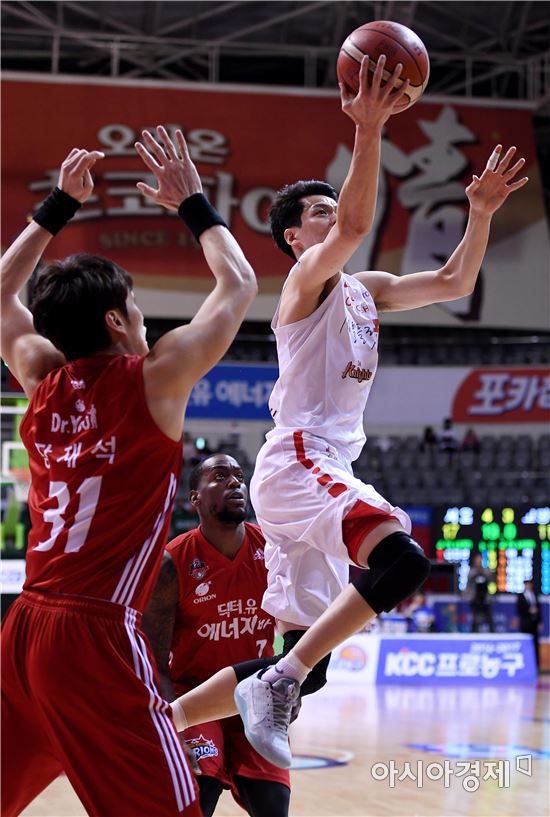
[2,74,548,326]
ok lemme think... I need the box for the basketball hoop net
[8,467,30,503]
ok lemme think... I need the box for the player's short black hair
[31,253,133,361]
[269,180,338,260]
[188,460,207,493]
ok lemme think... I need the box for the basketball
[337,20,430,112]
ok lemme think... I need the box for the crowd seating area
[354,432,550,507]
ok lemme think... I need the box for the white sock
[170,698,188,732]
[261,653,311,686]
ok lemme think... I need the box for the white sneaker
[234,671,300,769]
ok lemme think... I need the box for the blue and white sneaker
[234,671,300,769]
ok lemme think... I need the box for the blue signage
[432,597,550,637]
[403,506,433,526]
[186,364,278,421]
[376,635,537,684]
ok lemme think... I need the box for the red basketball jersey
[20,354,182,612]
[167,523,275,692]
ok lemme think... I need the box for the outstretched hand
[135,126,202,211]
[340,54,410,129]
[58,149,104,203]
[466,145,528,215]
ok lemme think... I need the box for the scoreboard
[434,505,550,596]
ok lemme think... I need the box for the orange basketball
[337,20,430,112]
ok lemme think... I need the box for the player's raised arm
[136,127,257,439]
[358,144,528,312]
[280,56,410,311]
[0,149,104,396]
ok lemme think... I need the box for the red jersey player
[0,128,256,817]
[142,453,290,817]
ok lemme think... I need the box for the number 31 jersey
[167,523,276,693]
[20,354,182,612]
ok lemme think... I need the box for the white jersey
[268,271,379,462]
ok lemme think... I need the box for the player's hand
[340,54,410,129]
[135,126,202,211]
[58,148,104,203]
[180,739,201,776]
[466,145,528,215]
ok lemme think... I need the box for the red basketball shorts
[183,715,290,807]
[1,591,200,817]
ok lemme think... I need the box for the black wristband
[177,193,227,242]
[33,187,82,236]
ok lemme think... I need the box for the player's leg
[233,777,291,817]
[171,630,329,733]
[172,666,241,729]
[262,529,429,675]
[1,600,63,817]
[236,530,430,766]
[25,594,200,817]
[236,465,430,766]
[250,436,428,673]
[225,718,291,817]
[197,777,224,817]
[233,445,357,764]
[233,629,331,696]
[0,703,61,817]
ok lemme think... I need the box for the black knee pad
[351,532,430,614]
[282,630,331,696]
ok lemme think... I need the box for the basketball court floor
[22,679,549,817]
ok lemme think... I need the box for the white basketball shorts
[251,430,411,627]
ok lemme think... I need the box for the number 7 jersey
[20,354,182,612]
[167,523,275,693]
